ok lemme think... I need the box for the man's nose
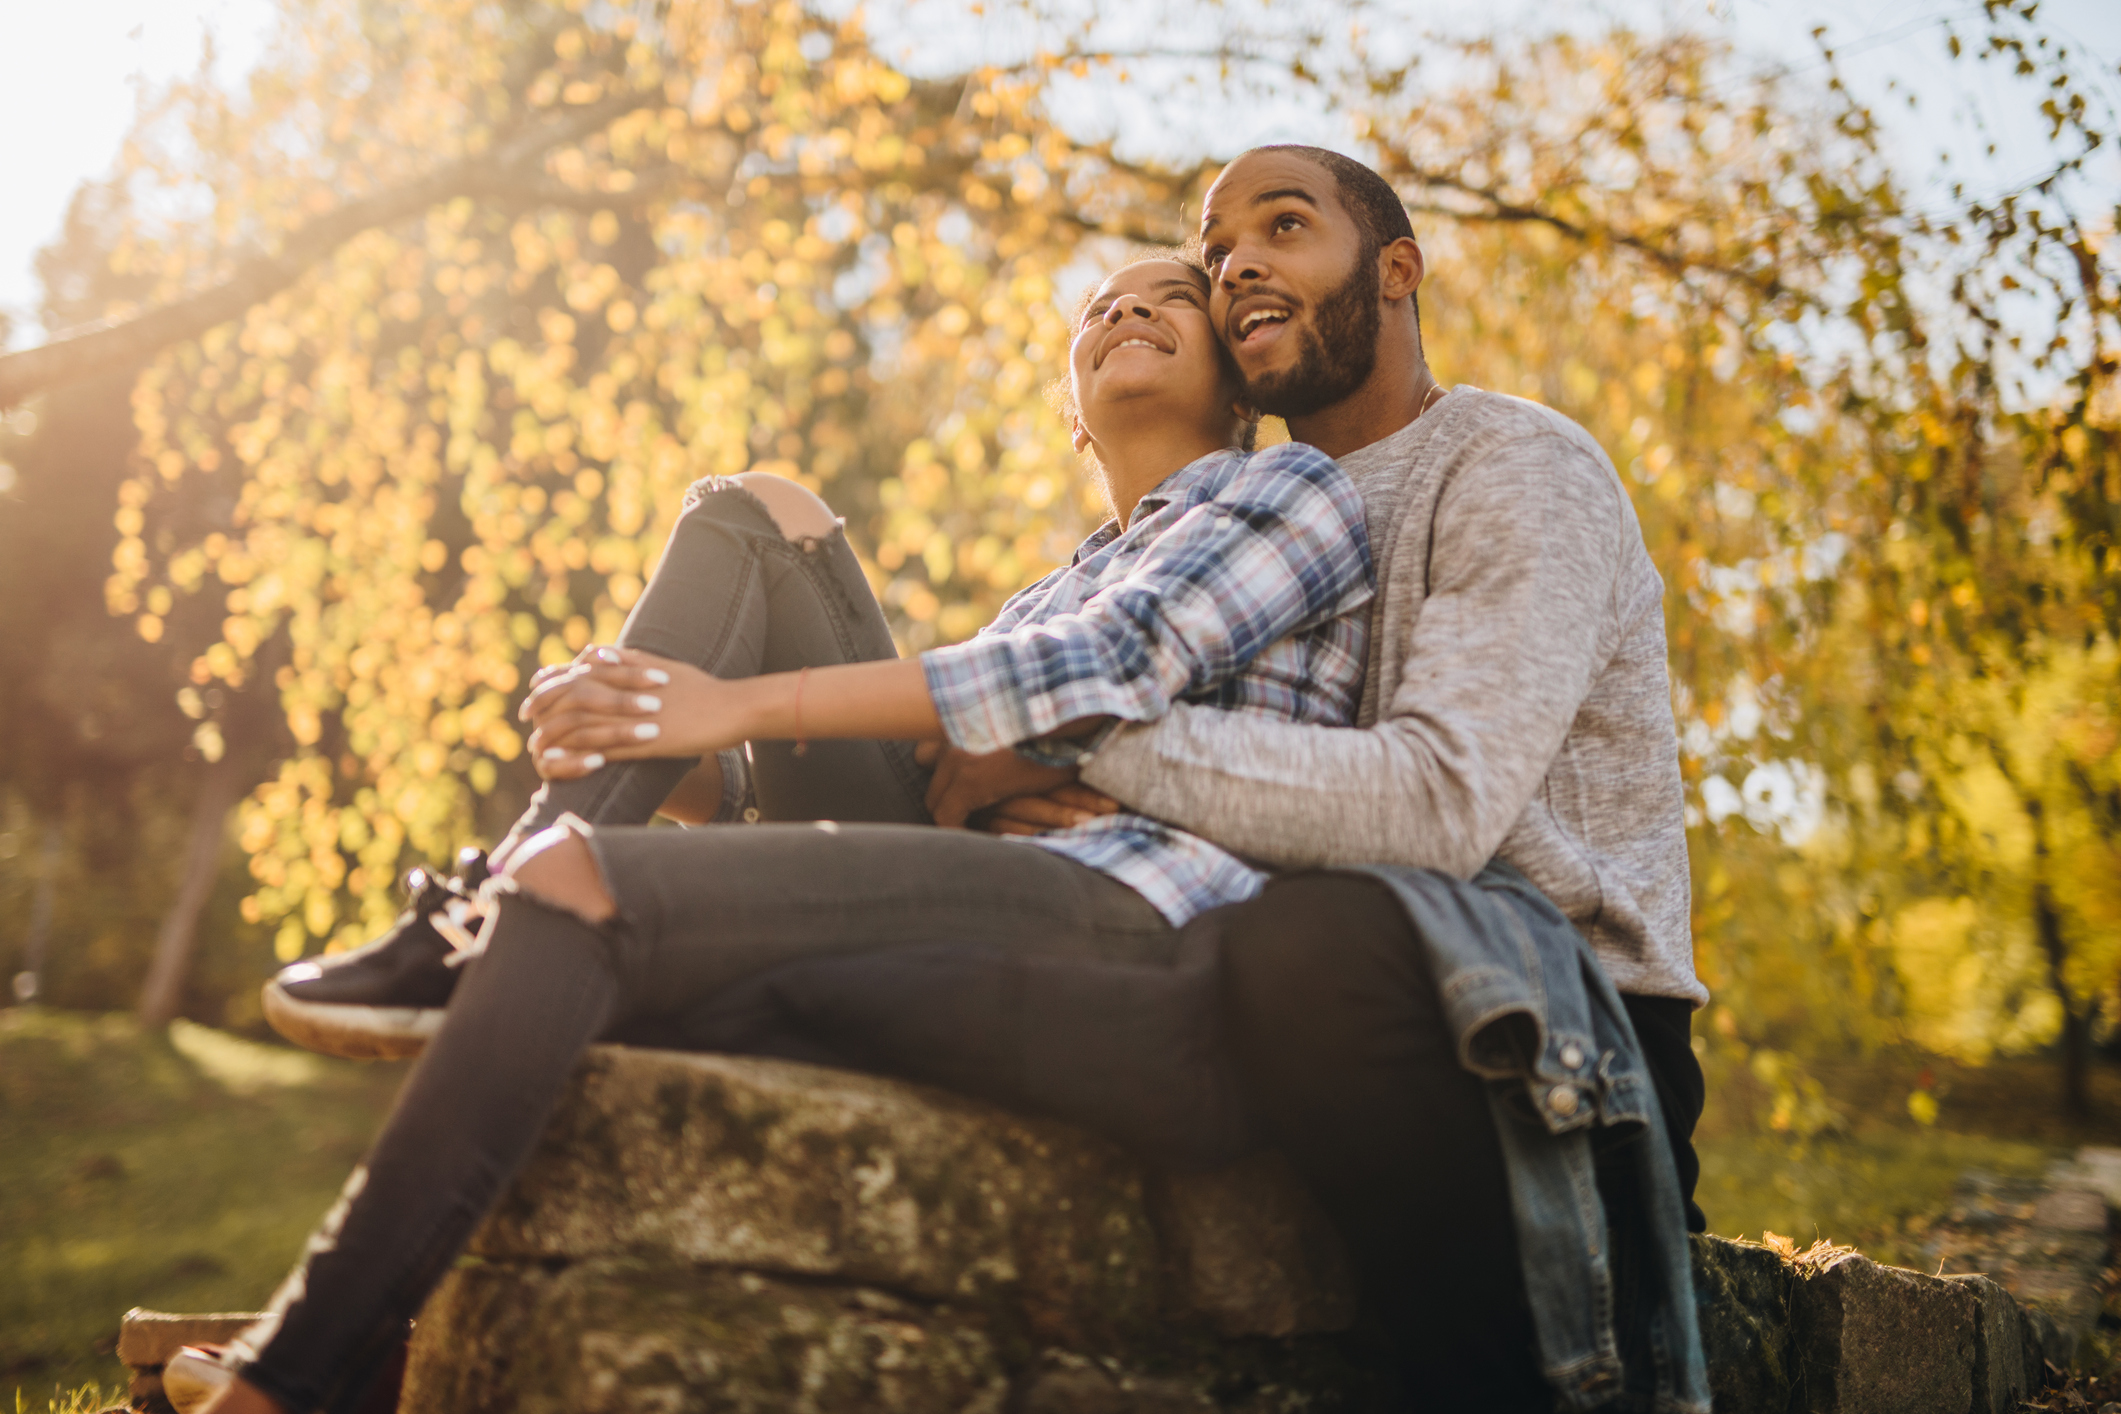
[1218,245,1267,287]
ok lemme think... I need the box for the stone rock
[391,1047,2082,1412]
[402,1259,1383,1414]
[1143,1151,1357,1338]
[2018,1300,2077,1381]
[1922,1157,2110,1372]
[473,1047,1357,1345]
[404,1260,1011,1414]
[1690,1236,1796,1414]
[1942,1274,2032,1414]
[2029,1187,2107,1232]
[1790,1250,1979,1414]
[2045,1146,2121,1210]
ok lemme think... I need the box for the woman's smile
[1097,328,1175,366]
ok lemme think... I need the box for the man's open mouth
[1234,304,1293,344]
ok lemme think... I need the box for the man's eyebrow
[1251,187,1320,208]
[1200,186,1321,233]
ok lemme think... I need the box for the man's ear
[1071,415,1091,454]
[1379,236,1424,303]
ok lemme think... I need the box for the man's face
[1198,151,1380,419]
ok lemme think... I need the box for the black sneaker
[262,848,490,1060]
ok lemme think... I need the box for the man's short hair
[1250,145,1420,327]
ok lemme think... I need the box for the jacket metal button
[1559,1043,1585,1070]
[1548,1085,1580,1117]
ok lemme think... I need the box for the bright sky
[0,0,274,346]
[1,0,2115,350]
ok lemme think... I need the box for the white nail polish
[582,753,605,770]
[636,694,662,711]
[542,747,566,762]
[597,647,621,664]
[644,669,670,685]
[634,722,661,740]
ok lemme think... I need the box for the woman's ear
[1071,415,1092,454]
[1232,398,1262,429]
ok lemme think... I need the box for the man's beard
[1240,248,1381,419]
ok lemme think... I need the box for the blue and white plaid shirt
[922,441,1373,924]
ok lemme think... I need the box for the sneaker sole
[262,982,442,1061]
[163,1350,235,1414]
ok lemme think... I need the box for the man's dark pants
[1220,874,1705,1411]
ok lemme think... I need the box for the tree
[4,0,2114,1113]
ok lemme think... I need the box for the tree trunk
[2026,793,2093,1119]
[136,753,246,1026]
[10,820,66,1004]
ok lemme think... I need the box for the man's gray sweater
[1081,387,1706,1005]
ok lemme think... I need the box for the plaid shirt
[922,442,1372,924]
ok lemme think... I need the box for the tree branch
[0,93,656,409]
[1393,166,1792,301]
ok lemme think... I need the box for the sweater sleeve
[1079,432,1629,877]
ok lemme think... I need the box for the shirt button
[1559,1043,1585,1070]
[742,807,760,823]
[1548,1086,1580,1118]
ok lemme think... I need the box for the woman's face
[1068,259,1237,449]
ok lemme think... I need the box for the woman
[178,252,1373,1414]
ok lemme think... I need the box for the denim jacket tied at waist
[1354,861,1709,1414]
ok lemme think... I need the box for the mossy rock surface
[472,1048,1354,1347]
[405,1258,1386,1414]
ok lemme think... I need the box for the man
[926,146,1707,1408]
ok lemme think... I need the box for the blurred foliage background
[0,0,2116,1134]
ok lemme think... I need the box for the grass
[1693,1048,2121,1268]
[0,1008,405,1409]
[1695,1125,2057,1268]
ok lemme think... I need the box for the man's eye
[1203,248,1227,268]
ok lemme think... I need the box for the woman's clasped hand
[521,644,733,779]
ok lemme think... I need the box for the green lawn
[1692,1047,2121,1268]
[0,1009,406,1409]
[1695,1125,2058,1268]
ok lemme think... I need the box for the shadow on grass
[0,1008,406,1407]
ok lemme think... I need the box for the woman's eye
[1275,214,1302,233]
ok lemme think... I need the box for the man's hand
[917,742,1125,833]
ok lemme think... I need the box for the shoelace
[405,865,489,962]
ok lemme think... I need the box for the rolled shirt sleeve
[921,443,1374,755]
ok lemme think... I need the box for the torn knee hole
[729,471,841,545]
[497,827,617,925]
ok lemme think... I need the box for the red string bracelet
[792,665,810,757]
